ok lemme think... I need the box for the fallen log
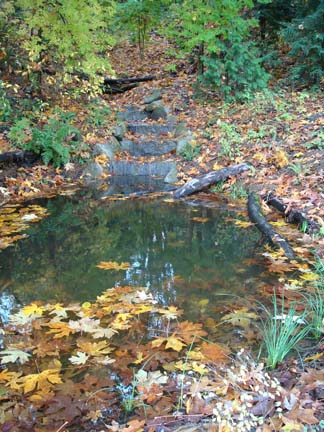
[173,163,251,199]
[248,193,295,259]
[103,75,157,94]
[103,75,157,86]
[0,150,39,166]
[104,83,139,94]
[262,192,318,233]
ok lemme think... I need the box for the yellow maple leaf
[191,362,207,375]
[299,272,319,281]
[304,352,324,362]
[46,322,75,338]
[270,220,287,227]
[77,340,113,356]
[133,352,145,365]
[157,305,183,320]
[152,336,186,352]
[95,153,108,165]
[0,369,22,382]
[96,261,130,271]
[212,162,223,171]
[274,149,289,168]
[21,303,44,316]
[15,369,62,393]
[133,304,154,314]
[234,220,254,228]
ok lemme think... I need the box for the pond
[0,190,274,344]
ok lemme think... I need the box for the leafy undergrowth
[1,284,323,432]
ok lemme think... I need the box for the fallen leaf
[96,261,130,270]
[0,349,31,364]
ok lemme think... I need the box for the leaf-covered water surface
[0,195,307,431]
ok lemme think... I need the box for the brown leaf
[200,341,230,362]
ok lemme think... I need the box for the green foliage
[218,121,242,159]
[1,0,115,93]
[282,1,324,85]
[8,117,31,146]
[306,127,324,150]
[303,290,324,339]
[10,111,82,167]
[179,142,201,161]
[259,296,310,369]
[86,101,112,128]
[0,81,13,122]
[254,0,295,40]
[116,0,165,57]
[166,0,269,101]
[201,38,269,102]
[314,256,324,288]
[229,182,248,199]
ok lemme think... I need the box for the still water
[0,193,273,326]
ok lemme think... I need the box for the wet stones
[84,89,194,184]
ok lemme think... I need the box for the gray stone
[110,160,177,177]
[94,143,114,159]
[82,162,104,183]
[174,122,188,137]
[143,89,162,104]
[120,138,176,156]
[117,106,148,121]
[144,101,162,112]
[164,165,178,183]
[149,106,168,120]
[176,133,194,155]
[127,122,176,135]
[112,122,127,141]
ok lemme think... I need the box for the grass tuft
[259,295,310,369]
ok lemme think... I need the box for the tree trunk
[173,163,250,199]
[248,193,295,260]
[262,192,318,233]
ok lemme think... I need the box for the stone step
[120,138,177,156]
[93,176,175,199]
[117,106,148,122]
[127,121,176,136]
[110,159,177,177]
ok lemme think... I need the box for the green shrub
[0,81,13,122]
[9,117,31,146]
[10,111,81,167]
[86,102,111,128]
[179,142,201,161]
[202,38,269,102]
[282,2,324,85]
[218,121,242,159]
[116,0,165,57]
[165,1,269,102]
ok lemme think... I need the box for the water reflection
[0,195,267,321]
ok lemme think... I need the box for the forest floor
[0,36,324,431]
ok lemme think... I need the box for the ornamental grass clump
[303,289,324,339]
[259,296,310,369]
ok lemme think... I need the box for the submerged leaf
[14,368,62,393]
[0,349,31,365]
[69,351,89,365]
[221,307,258,329]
